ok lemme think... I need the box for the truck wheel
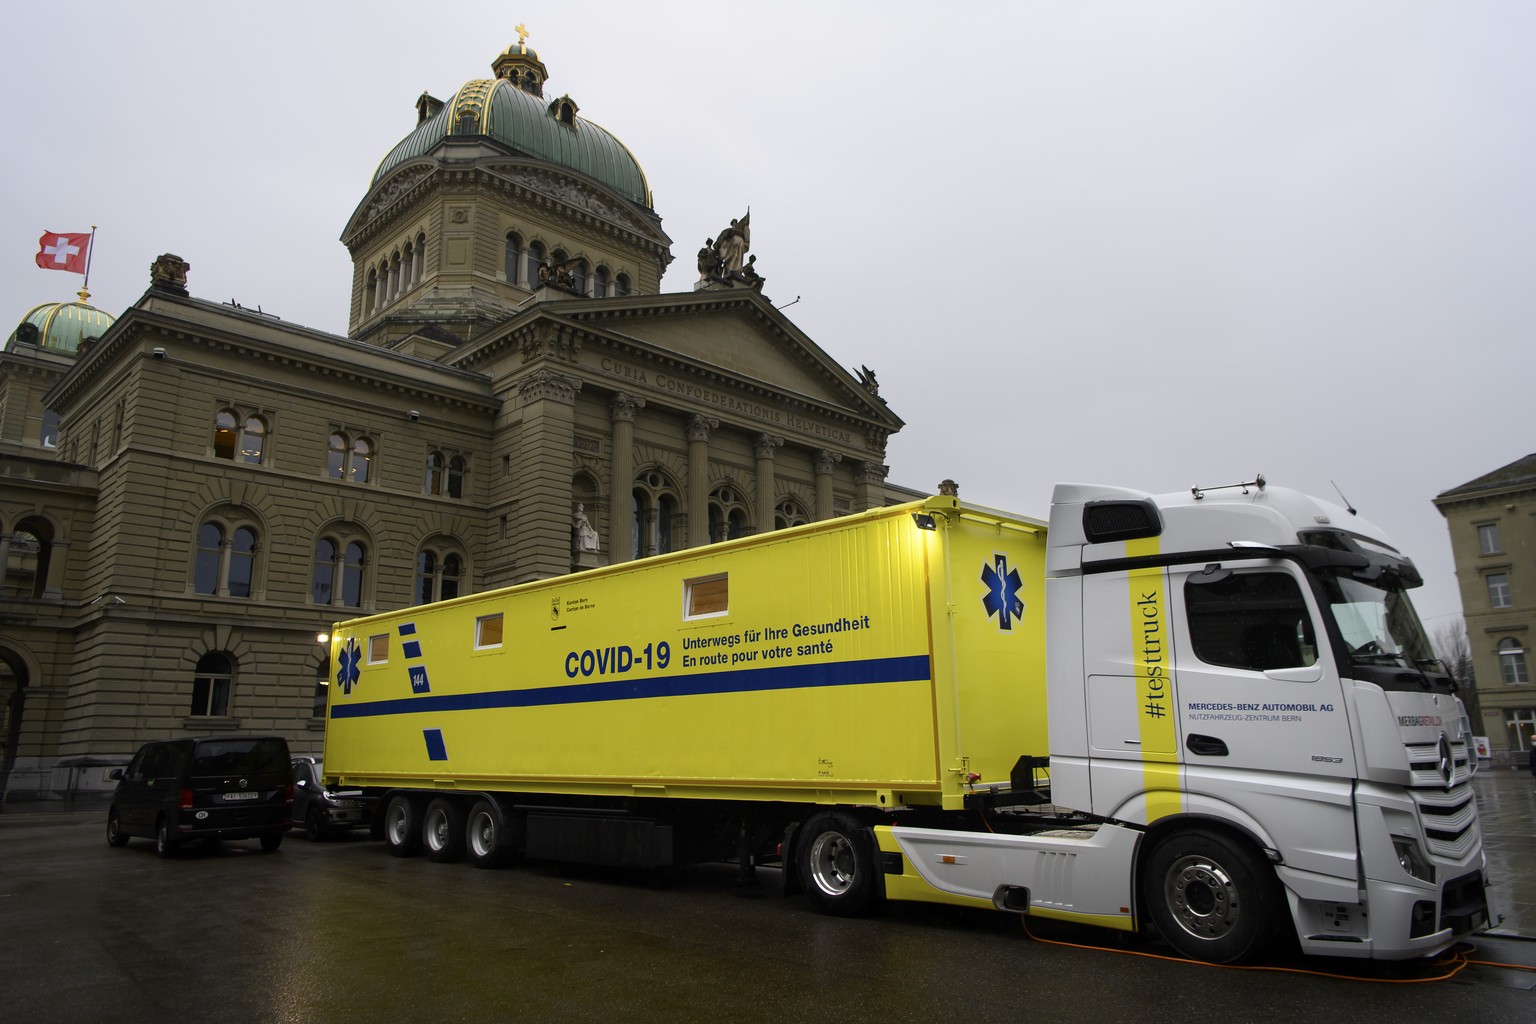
[423,798,466,863]
[107,809,129,848]
[1142,829,1278,963]
[466,799,515,869]
[155,819,179,859]
[798,811,881,916]
[383,795,423,857]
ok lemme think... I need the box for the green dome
[371,44,652,209]
[7,297,116,356]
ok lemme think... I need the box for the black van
[107,736,293,856]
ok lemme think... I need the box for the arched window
[614,273,631,297]
[1499,638,1530,686]
[416,547,465,605]
[593,266,611,298]
[526,241,546,286]
[3,518,51,599]
[229,527,257,597]
[505,232,524,284]
[190,652,234,717]
[448,455,466,499]
[709,486,751,544]
[572,259,588,295]
[775,498,810,531]
[239,415,267,464]
[312,532,369,609]
[365,269,378,314]
[425,452,445,495]
[194,523,223,595]
[214,410,238,459]
[194,517,260,598]
[632,471,681,558]
[327,433,374,483]
[414,233,426,286]
[402,242,415,292]
[376,260,390,309]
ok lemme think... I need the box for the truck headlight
[1392,836,1435,883]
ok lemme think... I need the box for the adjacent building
[0,38,916,801]
[1434,454,1536,764]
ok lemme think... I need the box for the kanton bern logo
[981,555,1025,631]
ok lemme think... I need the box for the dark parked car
[106,736,292,856]
[291,756,377,840]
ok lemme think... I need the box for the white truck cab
[1044,477,1488,960]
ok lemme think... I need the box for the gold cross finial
[516,23,529,46]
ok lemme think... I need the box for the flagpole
[79,225,97,302]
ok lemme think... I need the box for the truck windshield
[1316,572,1444,680]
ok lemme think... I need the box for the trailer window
[476,613,504,649]
[367,634,389,663]
[684,573,729,619]
[1184,571,1318,672]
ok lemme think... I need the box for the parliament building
[0,38,915,801]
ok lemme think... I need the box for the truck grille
[1404,736,1481,861]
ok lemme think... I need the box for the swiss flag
[36,231,91,274]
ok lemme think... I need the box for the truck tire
[423,798,466,863]
[797,811,882,917]
[466,799,516,869]
[1142,829,1279,963]
[383,794,423,857]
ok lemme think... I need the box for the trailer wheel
[423,798,466,863]
[798,811,881,917]
[466,799,516,869]
[383,795,423,857]
[1142,829,1278,963]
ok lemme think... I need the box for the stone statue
[716,211,750,274]
[149,254,191,296]
[856,365,879,396]
[697,238,722,281]
[572,503,599,553]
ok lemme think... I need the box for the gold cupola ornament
[492,24,548,97]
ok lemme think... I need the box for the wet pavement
[0,778,1531,1023]
[1474,766,1536,938]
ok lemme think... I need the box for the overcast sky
[4,1,1532,634]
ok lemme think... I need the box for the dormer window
[547,94,580,128]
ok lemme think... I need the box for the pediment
[565,296,898,429]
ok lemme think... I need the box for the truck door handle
[1186,734,1228,757]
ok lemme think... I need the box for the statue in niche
[572,504,599,553]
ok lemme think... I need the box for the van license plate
[223,792,258,801]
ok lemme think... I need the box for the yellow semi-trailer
[324,484,1491,964]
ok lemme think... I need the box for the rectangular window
[684,573,729,619]
[1478,523,1502,555]
[1487,573,1512,609]
[1184,571,1318,672]
[476,613,504,649]
[368,634,389,663]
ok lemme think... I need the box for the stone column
[754,434,784,534]
[608,393,644,563]
[499,370,581,583]
[687,415,718,548]
[855,461,888,513]
[815,450,841,521]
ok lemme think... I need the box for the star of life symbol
[42,236,81,265]
[336,637,362,695]
[981,554,1025,631]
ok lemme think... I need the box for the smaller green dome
[7,296,116,356]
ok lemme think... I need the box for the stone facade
[1434,454,1536,764]
[0,42,913,801]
